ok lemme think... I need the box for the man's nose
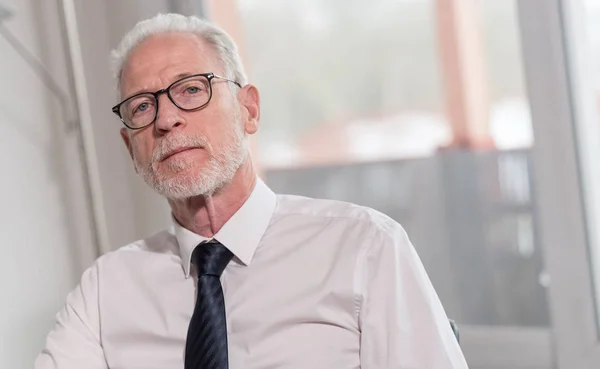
[154,94,184,133]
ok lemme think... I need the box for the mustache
[151,133,212,163]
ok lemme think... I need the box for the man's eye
[135,102,149,113]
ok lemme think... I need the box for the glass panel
[237,0,549,327]
[570,0,600,333]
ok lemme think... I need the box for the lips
[160,146,198,161]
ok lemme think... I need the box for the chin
[159,156,199,174]
[149,165,230,199]
[140,148,243,199]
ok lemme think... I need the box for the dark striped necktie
[185,242,233,369]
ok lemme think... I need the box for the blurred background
[1,0,600,368]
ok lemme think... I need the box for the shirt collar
[173,178,277,278]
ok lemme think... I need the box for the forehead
[120,33,220,97]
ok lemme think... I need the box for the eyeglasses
[112,72,241,130]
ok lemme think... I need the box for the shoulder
[91,229,178,271]
[62,229,177,312]
[273,193,408,242]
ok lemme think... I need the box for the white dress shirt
[35,178,468,369]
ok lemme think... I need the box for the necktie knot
[192,242,233,277]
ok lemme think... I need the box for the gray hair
[110,13,248,92]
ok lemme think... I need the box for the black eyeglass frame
[111,72,241,130]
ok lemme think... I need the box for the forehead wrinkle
[119,33,225,100]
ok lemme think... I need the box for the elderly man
[36,13,468,369]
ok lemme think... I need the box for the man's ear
[120,128,134,160]
[238,84,260,135]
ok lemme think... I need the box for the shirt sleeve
[358,218,469,368]
[34,262,107,369]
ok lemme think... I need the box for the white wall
[72,0,172,251]
[0,1,208,366]
[0,0,96,366]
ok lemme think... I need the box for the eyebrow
[174,72,194,80]
[123,72,196,100]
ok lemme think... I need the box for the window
[237,0,545,328]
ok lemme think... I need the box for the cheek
[130,134,155,161]
[211,122,238,147]
[191,111,229,140]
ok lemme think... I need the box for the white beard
[132,115,247,199]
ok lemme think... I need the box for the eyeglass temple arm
[213,74,242,88]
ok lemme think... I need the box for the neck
[169,157,257,238]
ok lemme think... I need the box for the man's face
[119,33,252,199]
